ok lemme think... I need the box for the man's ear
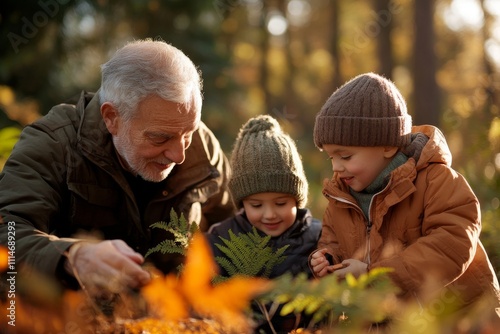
[383,146,399,158]
[101,102,120,135]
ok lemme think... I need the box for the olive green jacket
[0,91,234,282]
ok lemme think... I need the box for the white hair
[99,38,203,119]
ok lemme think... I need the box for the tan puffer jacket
[318,125,500,310]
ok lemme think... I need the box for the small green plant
[145,208,198,261]
[258,268,400,331]
[213,227,289,280]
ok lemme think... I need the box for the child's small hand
[309,248,333,278]
[330,259,367,278]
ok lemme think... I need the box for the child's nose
[331,159,344,173]
[264,207,276,219]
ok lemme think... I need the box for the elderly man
[0,39,234,296]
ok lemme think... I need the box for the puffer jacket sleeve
[0,114,77,279]
[374,163,481,297]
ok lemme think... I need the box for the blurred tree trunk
[374,0,393,79]
[479,0,499,116]
[280,0,296,119]
[330,0,342,89]
[259,1,272,113]
[413,0,439,126]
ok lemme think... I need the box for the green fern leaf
[213,227,289,279]
[145,208,199,259]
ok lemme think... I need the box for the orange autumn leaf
[0,246,8,272]
[122,232,272,333]
[180,232,273,332]
[142,273,188,321]
[181,232,218,293]
[8,288,103,333]
[188,274,273,333]
[210,275,272,311]
[5,297,65,333]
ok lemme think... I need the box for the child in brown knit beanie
[310,72,499,323]
[206,115,321,332]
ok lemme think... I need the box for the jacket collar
[412,125,452,169]
[76,90,118,169]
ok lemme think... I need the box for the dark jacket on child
[206,208,321,333]
[207,208,321,279]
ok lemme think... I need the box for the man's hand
[65,240,151,296]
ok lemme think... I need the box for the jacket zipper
[325,193,372,266]
[364,193,381,267]
[326,183,389,268]
[364,186,387,267]
[365,221,372,266]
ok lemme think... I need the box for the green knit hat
[314,72,412,149]
[229,115,308,208]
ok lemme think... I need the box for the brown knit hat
[229,115,308,208]
[314,72,412,149]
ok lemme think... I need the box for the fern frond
[145,208,198,259]
[213,227,289,279]
[215,245,242,276]
[145,240,185,258]
[216,231,247,269]
[148,221,171,231]
[215,256,237,275]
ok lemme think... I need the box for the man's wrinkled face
[105,95,200,182]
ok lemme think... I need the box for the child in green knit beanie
[206,114,321,332]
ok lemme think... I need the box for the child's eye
[275,202,286,206]
[250,203,262,208]
[340,155,351,160]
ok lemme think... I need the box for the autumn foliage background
[1,233,499,334]
[1,1,499,238]
[1,0,500,332]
